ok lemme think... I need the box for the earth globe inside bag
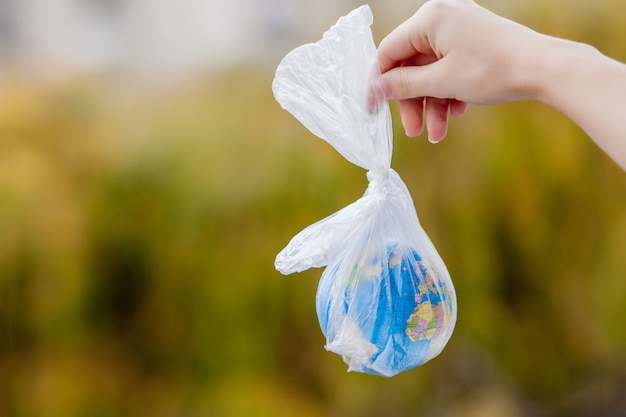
[317,242,455,376]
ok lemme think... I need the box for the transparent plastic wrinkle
[273,5,457,377]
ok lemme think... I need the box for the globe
[316,243,456,377]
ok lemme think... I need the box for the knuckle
[398,70,414,98]
[420,0,449,21]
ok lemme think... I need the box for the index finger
[377,14,435,73]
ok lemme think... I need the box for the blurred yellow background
[1,1,626,416]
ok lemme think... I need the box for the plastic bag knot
[366,170,391,198]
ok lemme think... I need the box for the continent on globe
[406,298,445,341]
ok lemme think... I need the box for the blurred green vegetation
[3,3,626,416]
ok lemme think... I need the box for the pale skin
[371,0,626,171]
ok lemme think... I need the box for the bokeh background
[2,0,626,416]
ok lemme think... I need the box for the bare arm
[534,38,626,170]
[374,0,626,170]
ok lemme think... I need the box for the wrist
[483,25,557,104]
[524,34,600,105]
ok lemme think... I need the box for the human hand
[372,0,542,142]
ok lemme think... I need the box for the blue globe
[316,243,456,376]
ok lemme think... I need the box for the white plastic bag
[273,5,457,377]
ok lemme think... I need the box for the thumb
[381,60,453,101]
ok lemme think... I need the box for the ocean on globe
[316,243,455,377]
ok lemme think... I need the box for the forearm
[530,36,626,170]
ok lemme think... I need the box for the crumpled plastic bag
[273,5,457,377]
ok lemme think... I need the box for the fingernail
[428,134,442,144]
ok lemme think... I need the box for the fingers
[377,8,438,74]
[367,55,439,113]
[450,99,469,117]
[374,0,471,143]
[398,97,468,142]
[381,61,450,102]
[377,18,427,74]
[399,98,424,137]
[425,98,450,143]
